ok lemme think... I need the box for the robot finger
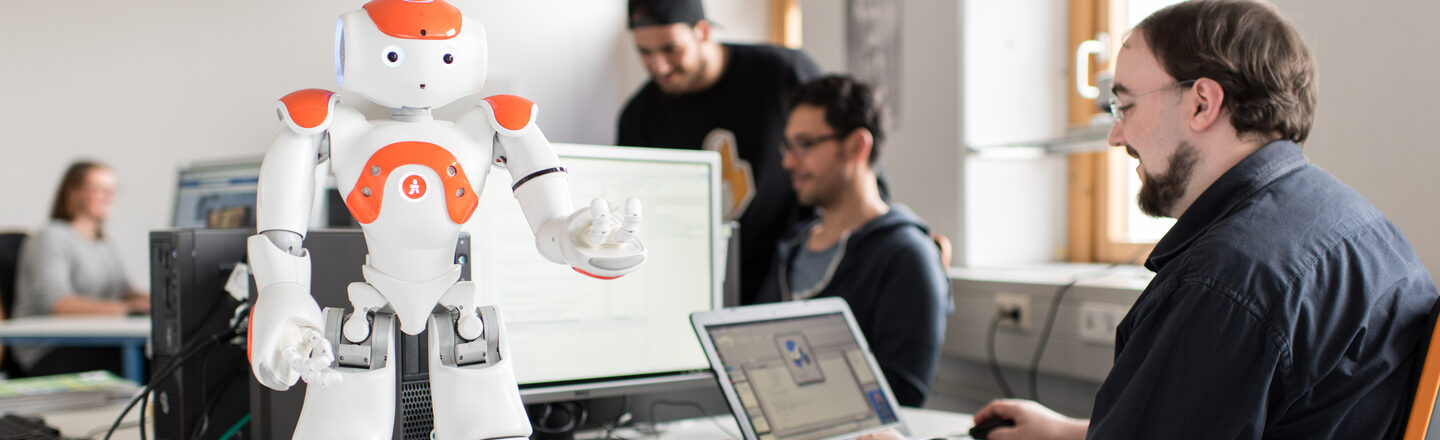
[613,198,642,243]
[586,198,615,246]
[308,329,336,366]
[283,347,308,380]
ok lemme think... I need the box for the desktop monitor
[173,157,344,229]
[462,143,725,403]
[172,158,263,229]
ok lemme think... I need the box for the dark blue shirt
[756,204,952,407]
[1089,141,1438,439]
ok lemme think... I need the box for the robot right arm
[247,89,355,390]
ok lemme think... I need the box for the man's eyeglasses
[1108,79,1196,121]
[779,133,839,157]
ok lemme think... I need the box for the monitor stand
[528,400,589,440]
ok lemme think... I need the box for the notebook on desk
[691,297,909,440]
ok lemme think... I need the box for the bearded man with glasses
[755,75,951,408]
[865,1,1438,439]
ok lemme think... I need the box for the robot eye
[443,53,454,64]
[382,45,405,67]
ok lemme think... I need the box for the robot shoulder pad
[479,94,537,134]
[276,89,339,135]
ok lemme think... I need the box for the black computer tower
[151,229,469,440]
[244,230,469,440]
[149,229,254,440]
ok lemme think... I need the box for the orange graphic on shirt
[702,129,754,221]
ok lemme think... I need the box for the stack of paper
[0,371,139,414]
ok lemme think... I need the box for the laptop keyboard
[0,415,61,440]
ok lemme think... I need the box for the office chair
[0,232,26,319]
[0,232,27,377]
[1405,302,1440,440]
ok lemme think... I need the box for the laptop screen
[704,312,900,440]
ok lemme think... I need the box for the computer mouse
[968,417,1015,439]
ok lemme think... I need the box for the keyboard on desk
[0,415,61,440]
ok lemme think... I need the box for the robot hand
[246,234,343,390]
[280,327,343,387]
[559,198,646,279]
[250,291,344,390]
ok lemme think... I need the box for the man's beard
[658,54,706,95]
[1137,141,1199,218]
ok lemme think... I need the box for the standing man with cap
[618,0,823,305]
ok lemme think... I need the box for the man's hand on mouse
[972,399,1088,440]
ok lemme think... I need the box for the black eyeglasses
[779,133,839,158]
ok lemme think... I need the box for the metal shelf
[965,124,1115,156]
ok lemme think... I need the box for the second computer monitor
[462,143,724,402]
[172,158,263,229]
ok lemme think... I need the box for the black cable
[1027,258,1140,404]
[645,400,738,440]
[985,313,1016,398]
[104,332,230,440]
[105,305,249,440]
[138,386,148,440]
[606,395,631,440]
[1028,280,1079,403]
[581,395,631,440]
[189,361,245,440]
[86,422,141,439]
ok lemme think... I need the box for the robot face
[336,0,487,109]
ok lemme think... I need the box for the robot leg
[292,285,398,439]
[428,282,531,440]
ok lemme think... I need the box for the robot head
[335,0,488,109]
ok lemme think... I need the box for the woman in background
[12,161,148,377]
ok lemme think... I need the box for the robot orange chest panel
[342,141,482,225]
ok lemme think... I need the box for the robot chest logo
[399,173,428,202]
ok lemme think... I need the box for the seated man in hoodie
[756,75,951,407]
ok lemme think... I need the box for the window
[1067,0,1181,264]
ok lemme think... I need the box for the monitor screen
[704,312,900,440]
[172,158,263,229]
[462,143,723,402]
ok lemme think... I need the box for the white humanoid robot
[245,1,646,438]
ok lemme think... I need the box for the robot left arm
[246,89,350,390]
[468,95,646,279]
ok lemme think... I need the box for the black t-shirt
[618,43,821,305]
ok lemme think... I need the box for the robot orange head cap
[363,0,463,40]
[337,0,487,109]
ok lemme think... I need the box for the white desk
[0,316,150,382]
[29,403,144,440]
[581,407,975,440]
[38,404,970,440]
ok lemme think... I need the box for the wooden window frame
[1066,0,1155,264]
[770,0,802,48]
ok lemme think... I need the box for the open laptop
[691,297,909,440]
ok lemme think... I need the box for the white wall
[1268,0,1440,280]
[961,0,1071,266]
[0,0,768,290]
[800,0,966,263]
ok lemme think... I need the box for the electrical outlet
[1079,301,1130,345]
[994,293,1032,331]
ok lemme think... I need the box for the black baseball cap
[627,0,706,29]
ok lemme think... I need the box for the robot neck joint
[392,107,434,122]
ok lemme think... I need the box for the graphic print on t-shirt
[703,128,755,221]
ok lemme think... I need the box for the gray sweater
[12,220,133,367]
